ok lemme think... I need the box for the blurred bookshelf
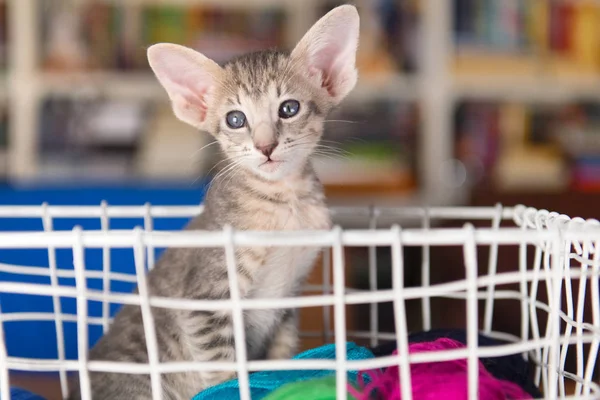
[452,0,600,199]
[4,0,600,207]
[3,0,431,207]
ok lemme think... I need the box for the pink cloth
[349,338,533,400]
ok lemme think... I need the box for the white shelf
[34,70,600,102]
[39,72,164,99]
[350,75,420,102]
[35,72,600,103]
[453,76,600,102]
[37,72,420,101]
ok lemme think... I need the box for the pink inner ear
[310,41,346,98]
[178,87,208,122]
[169,74,212,122]
[308,66,335,97]
[181,91,208,122]
[322,71,335,98]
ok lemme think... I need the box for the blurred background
[1,0,600,215]
[1,0,600,397]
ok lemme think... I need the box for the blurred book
[454,0,528,53]
[454,99,600,193]
[571,156,600,192]
[39,1,287,72]
[37,96,149,180]
[0,103,7,180]
[454,101,500,185]
[453,0,600,76]
[313,157,413,187]
[0,104,6,150]
[0,104,6,180]
[0,2,7,71]
[319,0,420,76]
[317,99,418,191]
[135,103,215,180]
[493,147,568,192]
[0,149,6,180]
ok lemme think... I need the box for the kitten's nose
[256,142,278,158]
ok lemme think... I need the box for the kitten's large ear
[147,43,223,129]
[290,5,359,104]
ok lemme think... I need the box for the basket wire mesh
[0,204,598,399]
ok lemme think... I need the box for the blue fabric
[0,182,208,361]
[192,342,375,400]
[8,387,46,400]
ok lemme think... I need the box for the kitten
[68,5,359,400]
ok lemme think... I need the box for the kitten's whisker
[319,139,345,145]
[320,137,368,146]
[197,160,234,187]
[204,157,235,179]
[213,159,246,183]
[303,145,353,159]
[313,148,351,158]
[317,147,353,156]
[290,143,352,161]
[294,132,318,142]
[317,145,350,152]
[222,163,246,190]
[189,141,219,159]
[311,152,345,162]
[202,155,249,190]
[216,159,243,178]
[286,142,353,156]
[323,119,360,124]
[205,158,248,195]
[215,159,249,190]
[334,137,369,145]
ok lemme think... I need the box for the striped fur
[68,5,359,399]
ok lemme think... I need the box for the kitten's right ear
[148,43,223,129]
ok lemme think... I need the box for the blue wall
[0,182,208,362]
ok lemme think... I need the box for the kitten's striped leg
[183,310,237,388]
[267,309,299,360]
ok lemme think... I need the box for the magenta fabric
[349,338,533,400]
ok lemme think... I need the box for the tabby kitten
[69,5,359,400]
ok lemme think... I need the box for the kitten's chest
[243,199,330,296]
[259,197,331,232]
[261,200,329,283]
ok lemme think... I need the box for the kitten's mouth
[259,159,283,172]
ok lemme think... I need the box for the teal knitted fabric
[192,342,375,400]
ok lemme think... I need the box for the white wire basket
[0,203,598,400]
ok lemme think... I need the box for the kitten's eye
[279,100,300,119]
[226,111,246,129]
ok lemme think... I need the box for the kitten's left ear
[291,5,360,104]
[147,43,224,129]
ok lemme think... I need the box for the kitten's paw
[202,370,237,388]
[267,316,299,360]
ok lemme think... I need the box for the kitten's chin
[253,161,287,181]
[259,160,283,174]
[252,159,304,182]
